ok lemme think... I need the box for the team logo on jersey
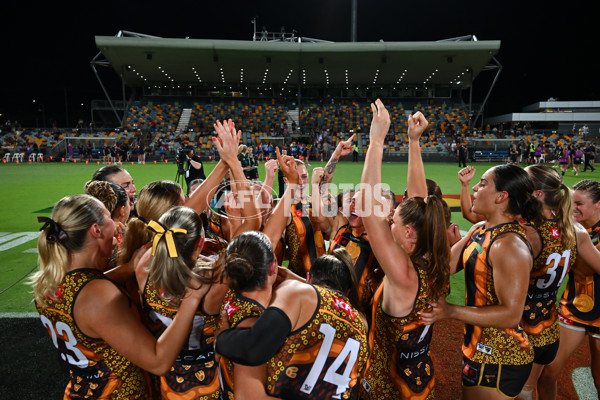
[54,285,64,300]
[223,298,239,318]
[332,297,356,319]
[550,227,560,238]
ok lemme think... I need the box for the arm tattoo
[323,158,338,184]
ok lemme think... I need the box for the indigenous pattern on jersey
[218,289,265,399]
[560,220,600,327]
[329,224,384,315]
[143,278,221,400]
[523,220,577,348]
[284,201,326,276]
[360,263,440,400]
[207,211,229,248]
[36,268,149,399]
[462,222,534,365]
[266,286,368,399]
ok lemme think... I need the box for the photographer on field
[183,147,206,188]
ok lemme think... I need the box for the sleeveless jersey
[207,211,226,242]
[36,268,149,399]
[522,220,576,347]
[143,278,221,400]
[328,224,384,315]
[266,286,368,399]
[218,289,266,399]
[462,222,534,365]
[559,220,600,327]
[558,150,570,164]
[284,201,326,276]
[360,264,439,400]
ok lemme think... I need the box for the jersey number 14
[300,323,360,398]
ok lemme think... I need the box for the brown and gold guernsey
[218,289,266,399]
[360,263,439,400]
[36,268,149,399]
[143,278,221,400]
[329,224,384,316]
[523,220,577,347]
[462,222,534,365]
[284,201,326,276]
[560,220,600,327]
[207,211,229,245]
[266,285,368,399]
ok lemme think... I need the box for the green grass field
[0,159,592,313]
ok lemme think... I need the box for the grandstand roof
[94,35,500,90]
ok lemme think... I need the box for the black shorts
[462,357,532,397]
[533,340,559,365]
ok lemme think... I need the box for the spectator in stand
[582,124,590,138]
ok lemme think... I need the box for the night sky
[2,0,598,127]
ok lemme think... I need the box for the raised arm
[458,166,484,224]
[261,158,278,204]
[310,167,335,239]
[262,148,299,249]
[185,160,228,214]
[321,134,356,184]
[360,99,414,287]
[405,111,429,198]
[213,120,261,238]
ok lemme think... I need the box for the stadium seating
[2,99,589,163]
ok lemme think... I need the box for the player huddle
[31,100,600,399]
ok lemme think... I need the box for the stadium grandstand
[2,30,599,164]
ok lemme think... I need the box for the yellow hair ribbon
[148,220,187,258]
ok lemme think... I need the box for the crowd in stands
[1,100,597,164]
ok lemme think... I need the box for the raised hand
[334,134,356,157]
[276,147,299,185]
[212,119,241,166]
[408,111,429,142]
[311,167,324,186]
[369,98,391,143]
[264,158,278,180]
[458,166,476,184]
